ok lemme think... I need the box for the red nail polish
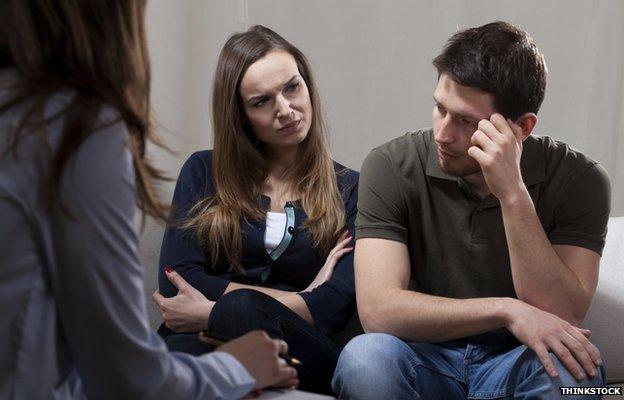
[165,266,173,274]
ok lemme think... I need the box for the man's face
[432,73,497,177]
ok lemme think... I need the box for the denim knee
[332,333,416,399]
[514,347,606,399]
[550,352,605,389]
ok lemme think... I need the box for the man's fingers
[571,329,602,367]
[533,344,559,378]
[470,130,497,154]
[579,328,592,338]
[486,113,515,139]
[506,118,524,143]
[478,117,507,143]
[548,340,586,380]
[467,145,490,166]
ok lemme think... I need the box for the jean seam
[409,360,464,382]
[465,343,515,399]
[467,386,515,399]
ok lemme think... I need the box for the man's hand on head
[467,113,527,203]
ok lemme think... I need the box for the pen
[198,331,303,367]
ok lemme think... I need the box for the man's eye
[435,103,446,115]
[461,118,475,126]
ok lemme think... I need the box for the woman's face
[239,50,313,151]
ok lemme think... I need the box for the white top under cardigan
[265,212,287,253]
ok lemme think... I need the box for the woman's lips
[278,119,301,135]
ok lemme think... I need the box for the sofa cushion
[584,217,624,384]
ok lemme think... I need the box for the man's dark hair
[433,21,547,120]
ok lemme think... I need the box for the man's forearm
[360,290,511,342]
[500,188,589,323]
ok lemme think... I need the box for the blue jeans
[332,333,606,399]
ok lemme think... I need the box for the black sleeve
[299,170,359,335]
[157,152,231,299]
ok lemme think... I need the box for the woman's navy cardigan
[158,150,359,336]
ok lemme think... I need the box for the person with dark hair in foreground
[333,21,610,399]
[0,1,295,399]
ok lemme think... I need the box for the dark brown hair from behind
[433,21,548,120]
[0,0,168,220]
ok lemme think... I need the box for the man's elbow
[518,293,589,326]
[358,301,394,334]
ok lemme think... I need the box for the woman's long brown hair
[0,0,168,220]
[185,25,345,273]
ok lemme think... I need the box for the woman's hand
[303,230,353,292]
[152,267,214,333]
[218,331,298,391]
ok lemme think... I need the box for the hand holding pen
[199,330,300,390]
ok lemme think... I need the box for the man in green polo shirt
[332,21,611,399]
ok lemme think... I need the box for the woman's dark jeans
[159,289,340,395]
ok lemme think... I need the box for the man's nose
[435,115,455,144]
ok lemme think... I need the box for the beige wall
[141,0,624,329]
[146,0,624,215]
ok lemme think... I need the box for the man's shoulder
[529,135,605,177]
[370,128,433,166]
[526,135,610,203]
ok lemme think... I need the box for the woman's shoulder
[184,149,213,167]
[179,149,214,180]
[332,160,359,187]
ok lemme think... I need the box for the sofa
[140,217,624,388]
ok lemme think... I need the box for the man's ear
[516,113,538,141]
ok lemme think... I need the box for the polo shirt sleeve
[158,152,230,299]
[548,162,611,255]
[355,148,408,244]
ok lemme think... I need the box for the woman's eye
[285,82,299,92]
[253,98,268,108]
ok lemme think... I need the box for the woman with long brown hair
[0,1,296,398]
[154,25,359,394]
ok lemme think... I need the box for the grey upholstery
[585,217,624,384]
